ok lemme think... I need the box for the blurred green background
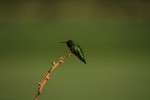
[0,1,150,100]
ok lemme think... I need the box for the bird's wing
[71,46,86,63]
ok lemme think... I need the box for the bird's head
[60,40,74,47]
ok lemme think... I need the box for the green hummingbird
[61,40,86,64]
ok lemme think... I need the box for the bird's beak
[60,42,67,43]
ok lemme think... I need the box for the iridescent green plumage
[62,40,86,64]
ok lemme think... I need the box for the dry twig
[34,53,73,100]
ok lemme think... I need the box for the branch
[34,53,73,100]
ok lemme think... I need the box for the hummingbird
[61,40,86,64]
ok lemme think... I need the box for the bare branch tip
[34,53,73,100]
